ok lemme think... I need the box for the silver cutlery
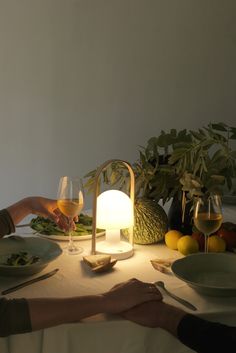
[1,268,59,295]
[15,224,31,228]
[155,280,197,311]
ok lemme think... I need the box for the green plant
[84,123,236,204]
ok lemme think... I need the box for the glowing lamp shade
[96,190,134,260]
[97,190,133,229]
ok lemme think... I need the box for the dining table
[0,203,236,353]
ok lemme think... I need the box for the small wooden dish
[83,255,117,273]
[92,259,117,273]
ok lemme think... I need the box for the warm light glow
[97,190,134,229]
[95,190,134,259]
[91,159,135,260]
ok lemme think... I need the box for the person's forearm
[28,295,110,331]
[6,197,59,225]
[6,198,33,225]
[29,284,161,332]
[1,279,162,336]
[151,302,186,336]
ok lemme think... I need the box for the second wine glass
[193,194,223,253]
[57,176,84,255]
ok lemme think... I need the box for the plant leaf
[211,123,228,131]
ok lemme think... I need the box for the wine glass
[193,194,223,253]
[57,176,84,255]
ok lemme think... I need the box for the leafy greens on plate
[2,251,40,266]
[30,213,103,236]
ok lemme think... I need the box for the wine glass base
[64,245,83,255]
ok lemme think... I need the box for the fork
[155,281,197,311]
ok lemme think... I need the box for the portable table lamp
[91,159,135,260]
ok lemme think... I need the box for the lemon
[177,235,199,255]
[165,230,183,250]
[208,235,226,252]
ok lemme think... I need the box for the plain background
[0,0,235,209]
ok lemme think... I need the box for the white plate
[37,231,105,241]
[0,236,62,276]
[29,210,105,241]
[172,253,236,297]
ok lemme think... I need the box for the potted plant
[84,122,236,240]
[167,123,236,233]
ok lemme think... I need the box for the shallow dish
[28,211,105,241]
[37,231,105,241]
[172,253,236,297]
[0,236,62,276]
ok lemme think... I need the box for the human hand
[122,300,164,327]
[25,197,77,231]
[122,300,186,336]
[101,278,162,314]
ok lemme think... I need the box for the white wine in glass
[57,176,84,255]
[193,194,223,253]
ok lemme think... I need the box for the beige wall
[0,0,235,208]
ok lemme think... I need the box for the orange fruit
[165,230,183,250]
[208,235,226,252]
[177,235,199,255]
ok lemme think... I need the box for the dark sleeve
[0,298,32,336]
[0,209,15,237]
[177,314,236,353]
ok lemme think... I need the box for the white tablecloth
[0,204,236,353]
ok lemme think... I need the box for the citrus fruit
[208,235,226,252]
[165,230,183,250]
[177,235,199,255]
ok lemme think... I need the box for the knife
[1,268,59,295]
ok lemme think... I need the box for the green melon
[122,198,168,244]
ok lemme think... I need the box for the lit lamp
[92,159,135,260]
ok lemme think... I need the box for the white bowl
[172,253,236,297]
[0,236,62,276]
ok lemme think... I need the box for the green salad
[3,251,40,266]
[30,213,103,236]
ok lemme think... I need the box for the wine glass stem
[68,218,74,250]
[204,234,209,253]
[68,231,73,249]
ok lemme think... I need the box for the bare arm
[123,300,236,353]
[28,279,162,332]
[5,197,70,233]
[28,295,103,331]
[6,197,59,225]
